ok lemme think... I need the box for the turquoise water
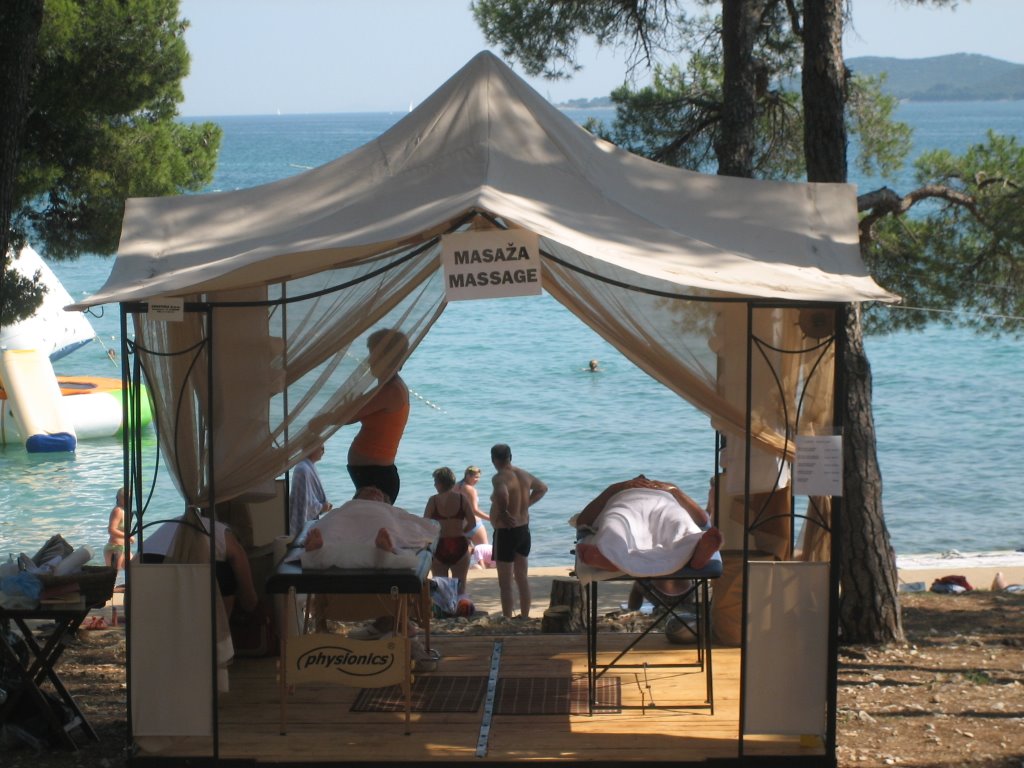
[1,103,1022,565]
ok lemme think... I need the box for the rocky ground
[836,590,1023,767]
[2,590,1021,767]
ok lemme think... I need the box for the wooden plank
[132,633,821,764]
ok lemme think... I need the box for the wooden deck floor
[135,631,825,765]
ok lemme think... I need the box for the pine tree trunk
[802,0,847,183]
[717,0,766,178]
[803,0,903,645]
[839,306,904,643]
[543,576,584,633]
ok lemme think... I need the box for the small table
[0,604,100,749]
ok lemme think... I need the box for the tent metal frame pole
[825,305,847,761]
[737,301,755,760]
[119,302,135,757]
[204,303,220,761]
[735,300,844,766]
[119,300,224,763]
[280,282,292,535]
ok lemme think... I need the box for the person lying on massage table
[300,486,439,652]
[299,486,438,570]
[573,475,723,582]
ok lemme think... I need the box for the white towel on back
[575,488,704,585]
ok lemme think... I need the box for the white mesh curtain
[542,244,837,460]
[130,228,837,555]
[542,242,837,561]
[133,247,445,509]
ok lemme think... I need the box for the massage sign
[288,634,408,687]
[441,230,542,301]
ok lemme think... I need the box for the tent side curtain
[134,248,445,508]
[543,250,838,562]
[132,243,837,517]
[542,249,838,460]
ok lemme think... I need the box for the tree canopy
[473,0,1023,645]
[473,0,1023,342]
[860,133,1024,336]
[1,0,221,326]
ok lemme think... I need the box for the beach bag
[930,574,974,593]
[31,534,74,567]
[0,571,43,609]
[429,577,473,618]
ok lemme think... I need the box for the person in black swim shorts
[489,443,547,619]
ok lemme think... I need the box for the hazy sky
[179,1,1023,116]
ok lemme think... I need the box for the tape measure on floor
[475,639,503,757]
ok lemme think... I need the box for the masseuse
[346,328,410,504]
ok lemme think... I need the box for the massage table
[265,540,436,734]
[576,543,723,715]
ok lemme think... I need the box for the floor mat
[493,676,621,715]
[350,675,487,713]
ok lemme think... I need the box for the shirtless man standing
[489,443,548,618]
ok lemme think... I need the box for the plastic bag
[0,572,43,609]
[429,576,474,618]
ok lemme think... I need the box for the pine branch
[857,184,978,244]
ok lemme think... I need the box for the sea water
[1,103,1021,565]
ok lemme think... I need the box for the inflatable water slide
[0,348,77,452]
[1,245,152,452]
[1,244,96,360]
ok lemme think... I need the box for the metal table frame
[584,552,722,715]
[0,605,100,749]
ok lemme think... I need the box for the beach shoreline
[894,549,1024,592]
[92,550,1024,622]
[458,552,1024,615]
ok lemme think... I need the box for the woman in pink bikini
[424,466,476,592]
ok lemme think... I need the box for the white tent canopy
[87,51,888,758]
[68,49,897,510]
[74,51,894,309]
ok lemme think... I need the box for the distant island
[845,53,1024,101]
[559,96,614,109]
[559,53,1024,107]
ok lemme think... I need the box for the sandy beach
[447,548,1024,612]
[448,565,633,616]
[457,551,1024,616]
[95,564,635,621]
[894,549,1024,592]
[92,550,1024,624]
